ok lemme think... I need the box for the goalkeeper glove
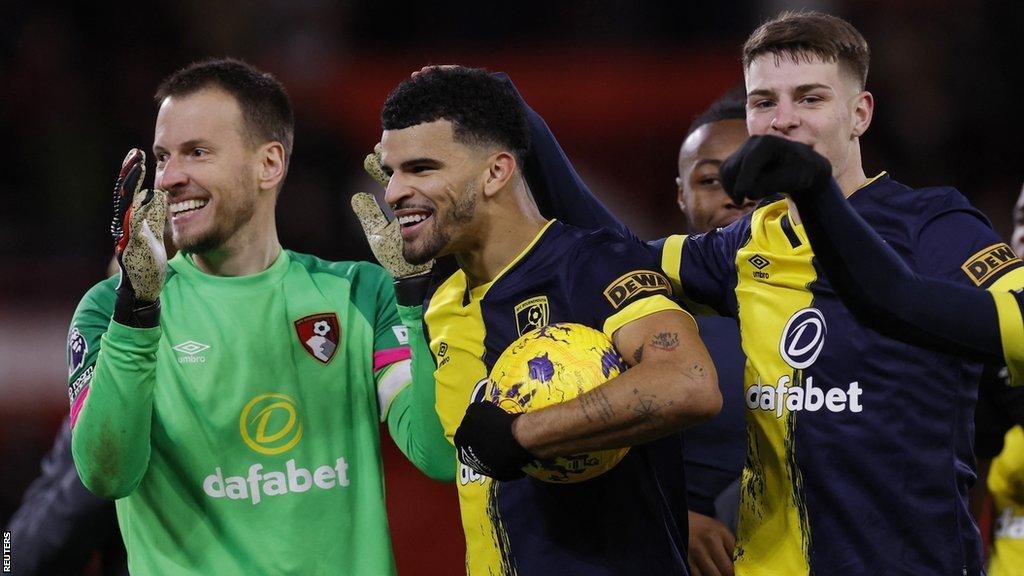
[720,135,833,206]
[454,401,535,481]
[111,149,168,328]
[351,143,433,306]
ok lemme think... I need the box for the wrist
[394,273,431,307]
[113,291,161,329]
[510,412,526,447]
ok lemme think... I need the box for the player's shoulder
[861,174,985,223]
[75,275,120,319]
[676,204,759,254]
[287,250,390,284]
[555,221,651,257]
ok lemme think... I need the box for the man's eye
[801,96,823,104]
[191,149,207,157]
[698,177,721,187]
[410,166,432,174]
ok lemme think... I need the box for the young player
[68,58,453,574]
[719,134,1024,575]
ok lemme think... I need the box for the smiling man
[676,95,755,235]
[377,66,722,575]
[656,12,1024,575]
[66,58,452,574]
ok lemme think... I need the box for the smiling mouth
[397,211,432,229]
[169,199,209,219]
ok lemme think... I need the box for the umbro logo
[437,342,451,368]
[748,254,770,270]
[748,254,771,279]
[173,340,210,364]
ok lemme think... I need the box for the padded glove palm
[112,149,167,327]
[351,144,432,305]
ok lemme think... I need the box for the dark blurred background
[1,0,1021,573]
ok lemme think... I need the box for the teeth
[398,214,429,226]
[170,199,209,215]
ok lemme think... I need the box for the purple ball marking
[528,353,555,382]
[600,347,625,378]
[506,382,524,399]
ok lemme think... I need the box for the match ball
[488,323,630,483]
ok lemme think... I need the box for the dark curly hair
[381,66,530,161]
[155,58,294,164]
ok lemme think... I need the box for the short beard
[402,181,477,264]
[172,175,259,255]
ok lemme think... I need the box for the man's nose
[156,155,187,191]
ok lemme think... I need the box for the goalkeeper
[68,58,453,575]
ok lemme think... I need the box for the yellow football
[488,323,630,483]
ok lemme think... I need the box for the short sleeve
[566,231,685,340]
[914,189,1024,287]
[666,215,750,316]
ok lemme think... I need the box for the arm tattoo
[631,388,672,422]
[688,362,706,379]
[633,345,644,364]
[649,332,679,351]
[578,387,616,424]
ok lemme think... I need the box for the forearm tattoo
[631,387,672,423]
[579,387,616,423]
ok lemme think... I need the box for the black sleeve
[974,366,1016,459]
[5,416,127,576]
[494,72,637,241]
[793,180,1003,360]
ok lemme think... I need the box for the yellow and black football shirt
[657,174,1024,576]
[424,220,690,576]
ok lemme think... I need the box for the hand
[111,149,167,328]
[454,402,535,481]
[351,144,433,305]
[719,135,832,206]
[687,510,735,576]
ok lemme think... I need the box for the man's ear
[257,142,287,192]
[482,151,517,198]
[851,91,874,139]
[676,177,689,215]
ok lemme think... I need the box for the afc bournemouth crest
[294,313,341,364]
[514,296,549,336]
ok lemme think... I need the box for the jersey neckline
[168,249,292,290]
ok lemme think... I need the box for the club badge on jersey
[294,313,341,364]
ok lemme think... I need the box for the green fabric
[68,250,450,575]
[388,304,455,481]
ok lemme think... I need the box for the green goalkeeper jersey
[67,250,452,575]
